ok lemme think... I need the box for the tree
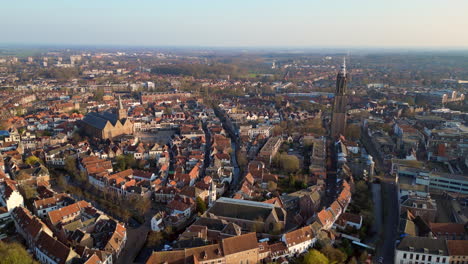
[303,249,329,264]
[0,241,38,264]
[135,196,151,215]
[146,231,164,247]
[57,174,67,189]
[115,154,137,171]
[93,87,104,101]
[64,157,78,177]
[279,154,300,174]
[19,184,37,200]
[358,250,369,263]
[25,156,41,165]
[320,245,347,264]
[196,197,207,215]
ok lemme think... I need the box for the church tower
[117,95,127,120]
[331,58,348,138]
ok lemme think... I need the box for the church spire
[118,95,124,110]
[117,95,127,120]
[340,57,346,75]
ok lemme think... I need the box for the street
[375,179,398,264]
[116,211,152,264]
[361,129,399,263]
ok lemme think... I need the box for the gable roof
[221,232,258,255]
[429,222,465,235]
[36,231,74,264]
[283,225,314,247]
[48,200,90,225]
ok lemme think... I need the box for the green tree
[320,245,347,264]
[19,184,37,200]
[196,197,207,215]
[303,249,329,264]
[0,241,38,264]
[280,154,300,174]
[93,87,104,101]
[115,154,137,171]
[25,156,41,165]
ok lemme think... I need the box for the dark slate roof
[207,197,284,222]
[83,113,110,129]
[397,236,448,255]
[83,111,124,129]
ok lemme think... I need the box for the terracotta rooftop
[447,240,468,256]
[221,232,258,255]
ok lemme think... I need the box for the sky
[1,0,468,48]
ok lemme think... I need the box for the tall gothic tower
[117,95,127,120]
[331,58,348,138]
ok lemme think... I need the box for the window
[411,254,414,259]
[416,254,419,260]
[422,255,425,261]
[404,253,407,259]
[428,256,432,261]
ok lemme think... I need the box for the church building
[81,96,133,139]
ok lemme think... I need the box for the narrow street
[201,120,212,178]
[361,128,399,263]
[367,183,382,245]
[116,209,154,264]
[375,179,399,264]
[213,106,241,191]
[324,139,338,207]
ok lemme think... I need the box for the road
[213,106,241,191]
[116,211,152,264]
[361,128,399,263]
[367,184,382,246]
[375,179,398,264]
[201,120,212,178]
[325,138,338,207]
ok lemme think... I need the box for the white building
[151,212,165,231]
[281,225,316,255]
[395,237,449,264]
[0,181,24,212]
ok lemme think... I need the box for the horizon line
[1,42,468,52]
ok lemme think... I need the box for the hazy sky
[2,0,468,48]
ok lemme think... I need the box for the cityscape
[1,1,468,264]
